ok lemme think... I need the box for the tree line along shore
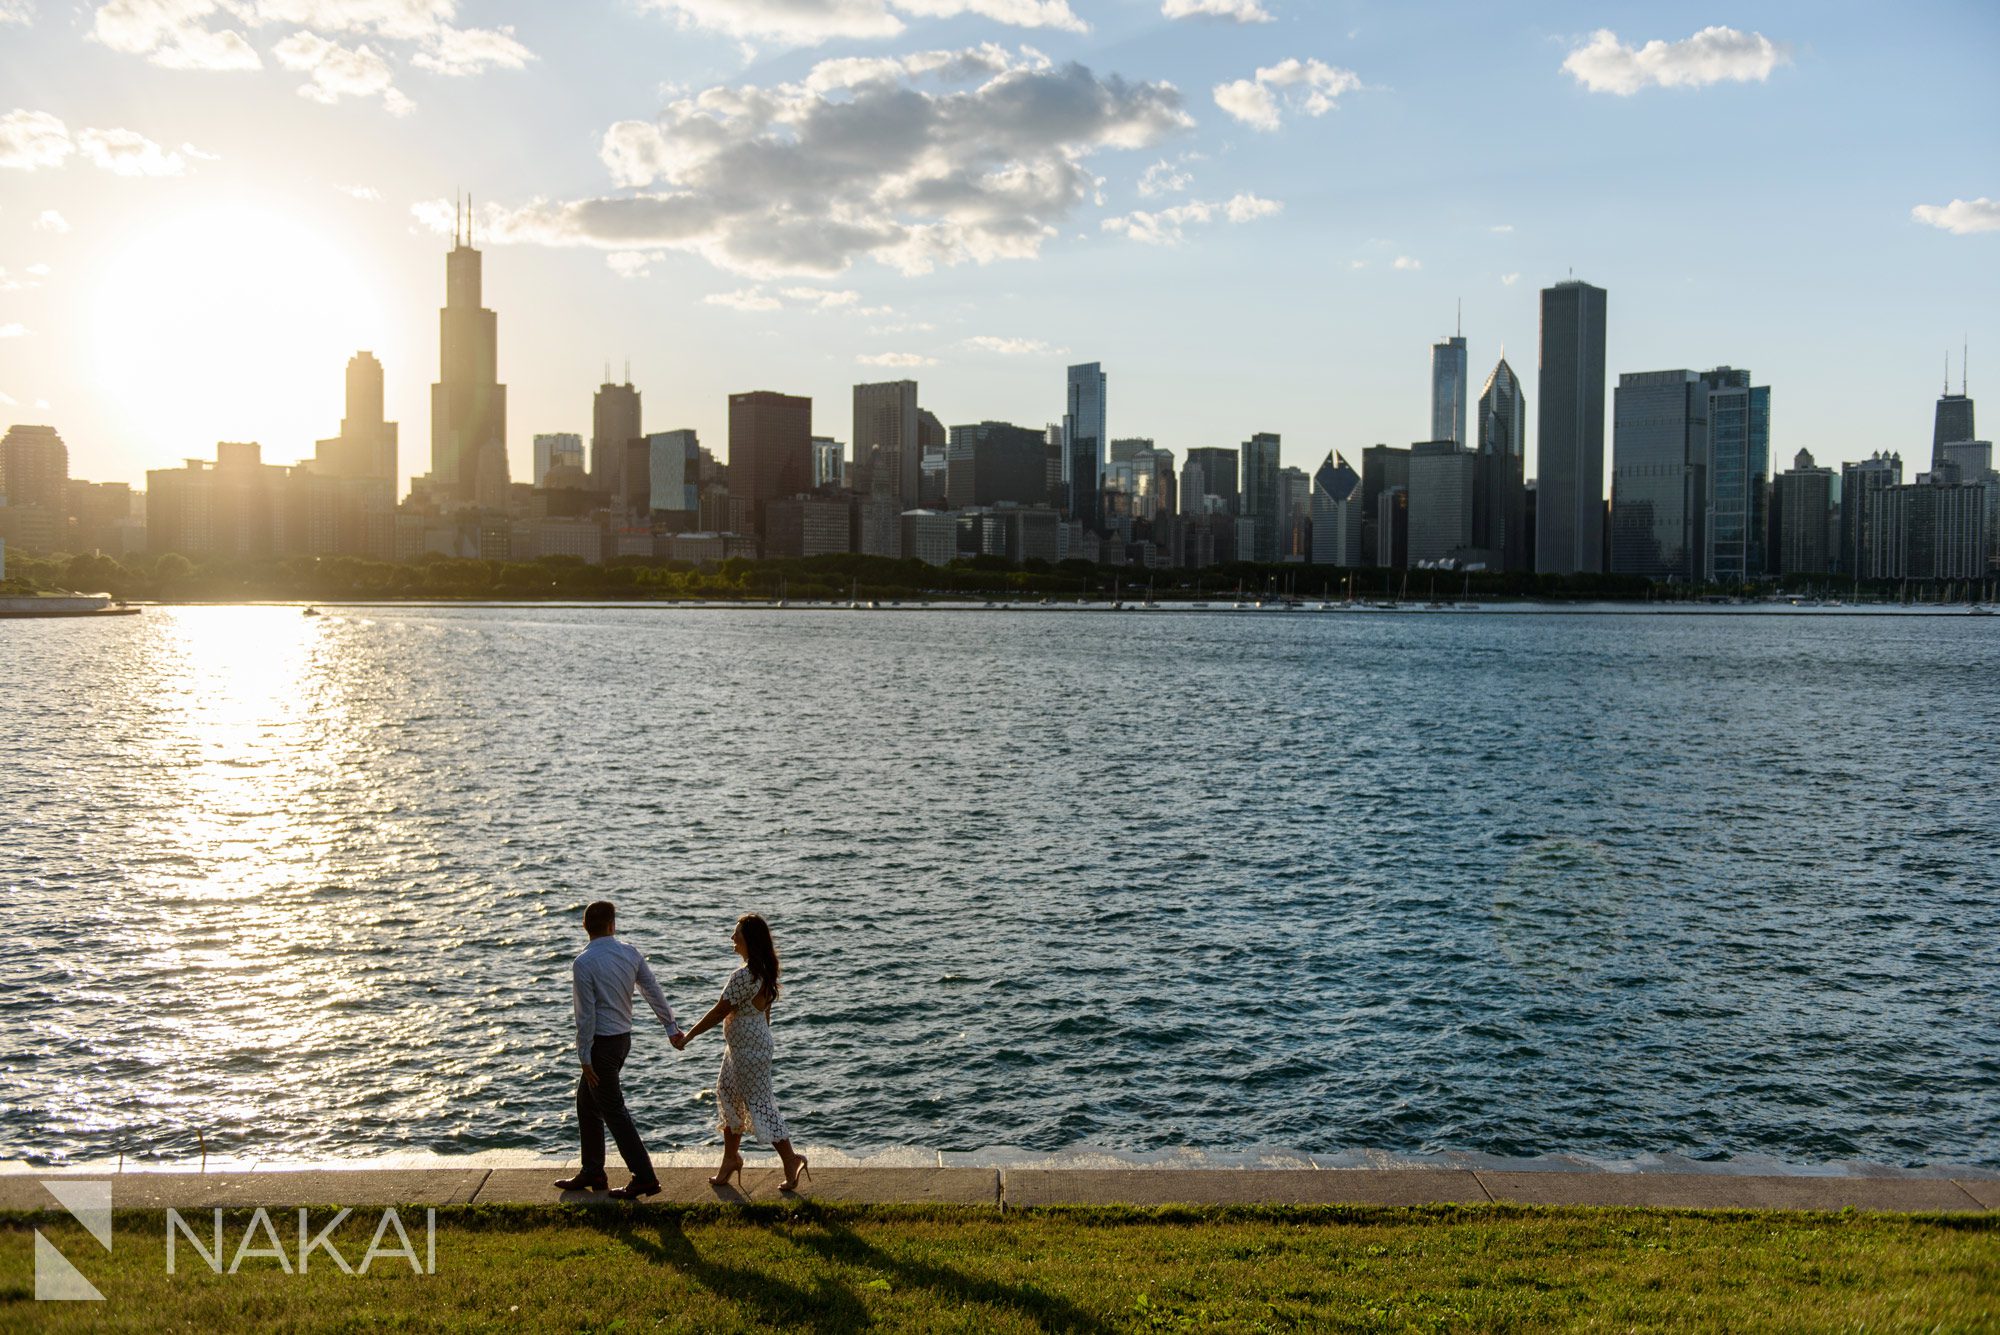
[7,549,1981,606]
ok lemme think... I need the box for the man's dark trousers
[578,1033,655,1182]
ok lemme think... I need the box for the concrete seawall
[2,1165,1991,1213]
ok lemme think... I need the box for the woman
[678,914,808,1192]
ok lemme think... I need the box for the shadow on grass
[602,1214,871,1333]
[591,1209,1110,1334]
[787,1215,1112,1334]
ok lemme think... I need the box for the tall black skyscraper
[430,199,508,508]
[1477,357,1528,572]
[1932,352,1975,471]
[1240,432,1282,562]
[1535,280,1608,574]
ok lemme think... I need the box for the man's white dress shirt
[572,935,680,1062]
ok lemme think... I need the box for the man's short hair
[583,901,616,936]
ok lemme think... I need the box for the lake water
[2,605,1995,1172]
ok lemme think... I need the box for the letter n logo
[36,1180,111,1301]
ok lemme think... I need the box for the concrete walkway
[1,1166,1991,1213]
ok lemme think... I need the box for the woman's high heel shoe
[780,1155,811,1193]
[708,1156,744,1190]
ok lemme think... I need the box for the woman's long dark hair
[739,914,780,1010]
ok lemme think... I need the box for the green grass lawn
[3,1203,1994,1332]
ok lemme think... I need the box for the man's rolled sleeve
[634,954,679,1035]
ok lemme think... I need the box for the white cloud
[0,0,33,25]
[963,335,1065,356]
[779,286,860,308]
[4,115,196,177]
[1213,57,1361,131]
[1102,191,1280,245]
[274,31,414,114]
[640,0,1086,45]
[703,284,867,310]
[1500,272,1520,285]
[1563,26,1787,96]
[26,263,51,276]
[0,109,75,170]
[35,208,71,232]
[0,391,15,406]
[1349,258,1366,269]
[410,23,533,75]
[1911,198,2000,236]
[92,0,262,70]
[606,250,665,278]
[1224,192,1281,223]
[1137,157,1192,197]
[0,323,30,338]
[858,351,936,366]
[337,182,381,199]
[79,127,186,176]
[1392,255,1419,270]
[92,1,534,86]
[420,46,1191,277]
[1490,223,1513,234]
[1161,0,1270,22]
[704,287,784,311]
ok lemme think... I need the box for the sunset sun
[91,202,389,461]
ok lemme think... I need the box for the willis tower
[431,198,509,507]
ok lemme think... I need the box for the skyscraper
[429,201,508,507]
[1432,327,1468,447]
[1408,441,1477,566]
[592,378,642,500]
[0,424,68,510]
[1311,451,1362,567]
[1239,432,1282,562]
[1842,452,1902,579]
[1774,449,1836,577]
[1184,447,1238,512]
[1476,357,1528,571]
[1063,363,1106,530]
[1535,279,1607,574]
[1699,366,1770,583]
[533,432,584,487]
[852,380,919,503]
[947,421,1051,509]
[315,351,398,481]
[728,391,812,541]
[1609,369,1705,580]
[643,430,701,516]
[1360,444,1410,567]
[811,436,844,489]
[1932,354,1975,469]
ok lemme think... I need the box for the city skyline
[1,2,1995,489]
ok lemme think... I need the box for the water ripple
[0,606,1995,1170]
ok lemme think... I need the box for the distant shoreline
[96,598,2000,618]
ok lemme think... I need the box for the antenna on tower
[468,194,474,246]
[624,358,631,384]
[1456,298,1461,338]
[1964,334,1969,395]
[1945,350,1951,396]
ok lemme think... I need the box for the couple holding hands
[555,901,807,1200]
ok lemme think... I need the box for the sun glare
[92,203,391,470]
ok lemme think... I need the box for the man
[556,900,682,1200]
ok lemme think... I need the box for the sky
[1,0,1996,491]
